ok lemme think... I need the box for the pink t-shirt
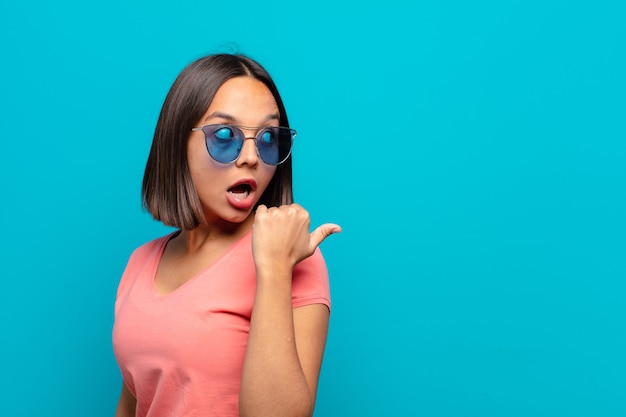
[112,231,331,417]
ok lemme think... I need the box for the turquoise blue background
[1,1,624,415]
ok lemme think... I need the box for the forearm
[239,268,313,417]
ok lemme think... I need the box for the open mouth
[227,183,253,199]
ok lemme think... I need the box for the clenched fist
[252,204,341,274]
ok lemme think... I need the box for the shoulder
[127,230,180,266]
[294,248,328,278]
[116,232,177,299]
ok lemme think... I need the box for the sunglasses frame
[191,124,296,166]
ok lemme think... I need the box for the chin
[223,211,254,225]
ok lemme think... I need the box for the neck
[177,215,254,254]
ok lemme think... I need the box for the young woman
[112,53,340,417]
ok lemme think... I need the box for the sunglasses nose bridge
[235,135,262,165]
[238,126,262,154]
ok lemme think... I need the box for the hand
[252,204,341,273]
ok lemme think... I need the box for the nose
[235,135,260,167]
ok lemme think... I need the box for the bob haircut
[142,53,293,230]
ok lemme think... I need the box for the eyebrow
[203,111,280,125]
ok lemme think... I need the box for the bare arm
[114,382,136,417]
[239,204,339,417]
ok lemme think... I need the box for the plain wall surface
[1,1,624,416]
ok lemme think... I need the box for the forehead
[202,76,279,125]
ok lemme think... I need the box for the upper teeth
[229,190,249,199]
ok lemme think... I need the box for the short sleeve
[291,248,331,310]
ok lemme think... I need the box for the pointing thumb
[309,223,342,251]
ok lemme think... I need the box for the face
[187,76,279,227]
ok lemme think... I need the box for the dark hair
[142,54,293,230]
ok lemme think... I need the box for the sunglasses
[191,124,296,165]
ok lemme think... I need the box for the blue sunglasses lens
[256,127,294,165]
[209,126,241,163]
[202,125,294,165]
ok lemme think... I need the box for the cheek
[258,166,277,190]
[188,143,217,186]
